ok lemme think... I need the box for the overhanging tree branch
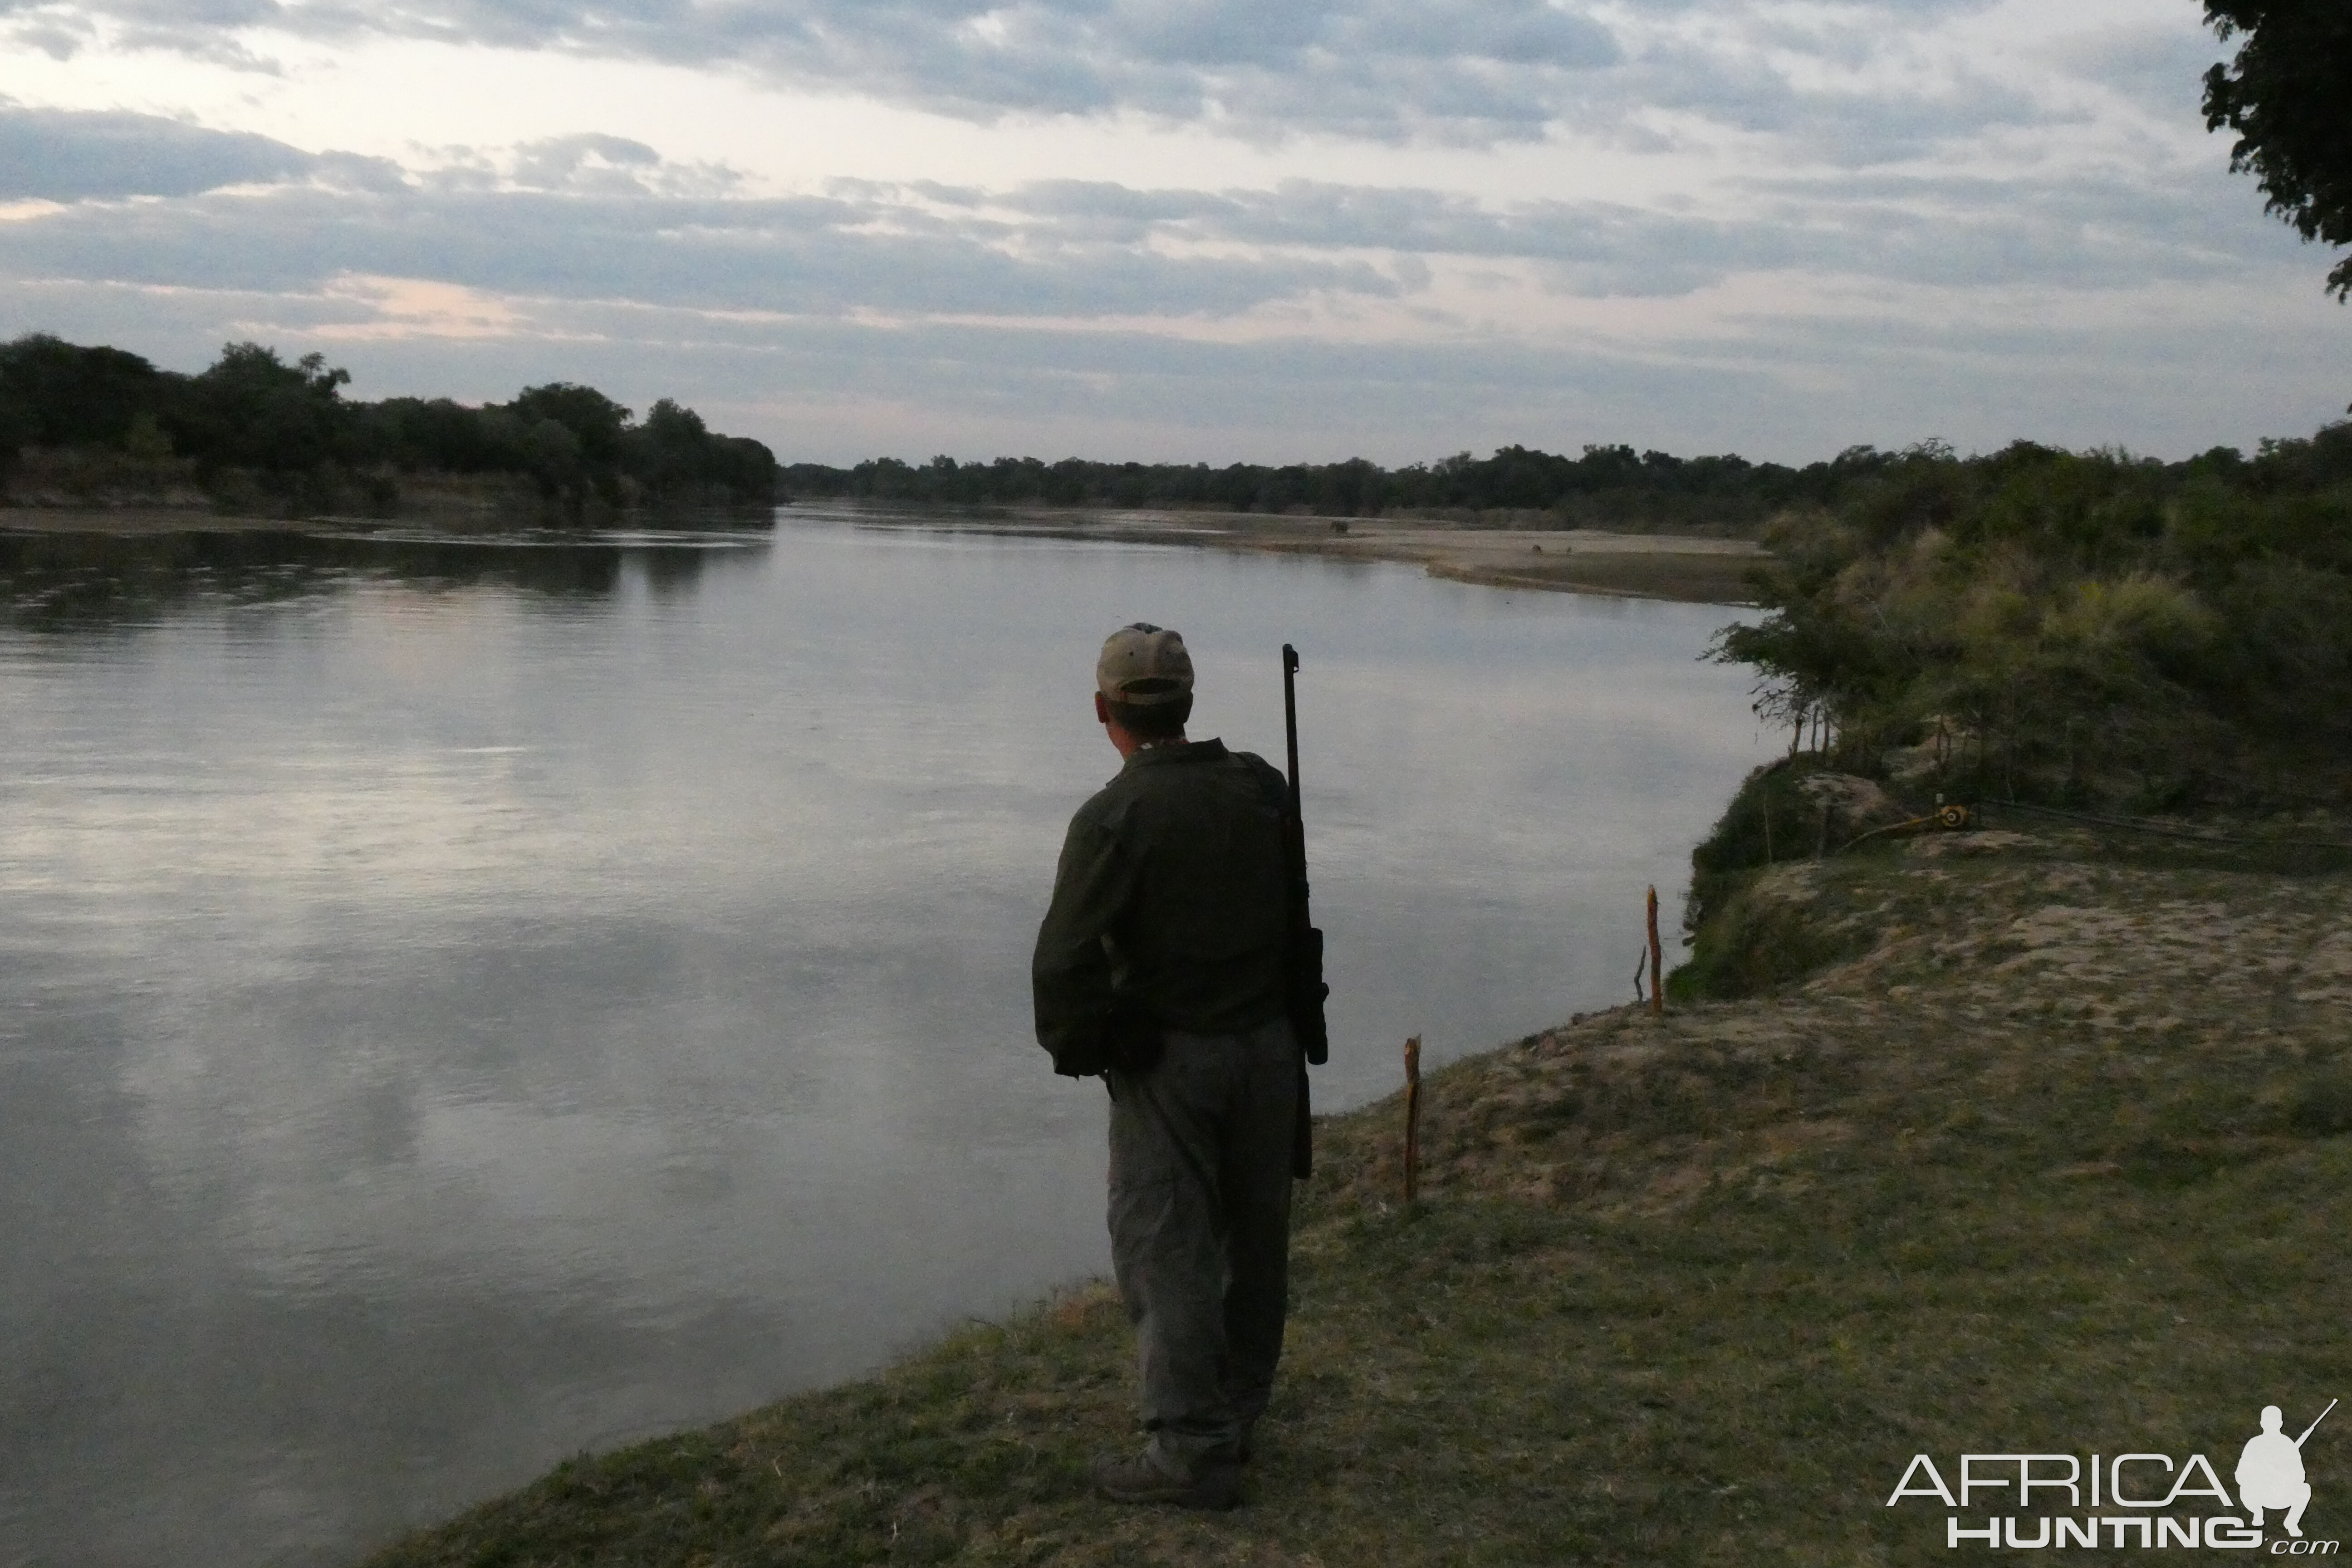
[2203,0,2352,300]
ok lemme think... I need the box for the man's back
[1033,738,1290,1056]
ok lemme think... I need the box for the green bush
[1713,426,2352,808]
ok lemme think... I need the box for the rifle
[1282,644,1331,1177]
[2298,1399,2337,1448]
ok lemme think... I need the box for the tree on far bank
[172,343,353,471]
[2204,0,2352,299]
[0,334,171,450]
[0,332,777,510]
[507,383,630,467]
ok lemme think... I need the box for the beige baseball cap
[1096,622,1195,706]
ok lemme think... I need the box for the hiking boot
[1090,1451,1241,1510]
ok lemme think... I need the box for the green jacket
[1032,738,1291,1073]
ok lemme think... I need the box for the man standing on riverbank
[1032,623,1300,1511]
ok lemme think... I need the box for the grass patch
[363,825,2352,1566]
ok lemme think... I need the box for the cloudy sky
[0,0,2342,465]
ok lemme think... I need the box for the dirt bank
[828,506,1773,605]
[2,504,1772,604]
[0,505,356,536]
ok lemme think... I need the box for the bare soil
[0,505,355,535]
[833,507,1773,606]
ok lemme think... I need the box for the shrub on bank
[1715,429,2352,810]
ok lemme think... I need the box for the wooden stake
[1402,1034,1422,1205]
[1646,886,1664,1018]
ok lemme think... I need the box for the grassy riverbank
[360,798,2352,1566]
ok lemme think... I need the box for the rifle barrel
[1281,644,1303,822]
[2298,1398,2337,1447]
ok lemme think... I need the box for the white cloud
[0,0,2159,156]
[0,97,316,196]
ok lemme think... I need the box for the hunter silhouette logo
[2242,1401,2336,1539]
[1886,1398,2339,1551]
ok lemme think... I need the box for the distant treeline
[0,333,779,516]
[777,436,2327,529]
[780,446,1891,528]
[1714,422,2352,809]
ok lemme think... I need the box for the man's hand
[1046,997,1162,1078]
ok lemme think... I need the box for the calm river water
[0,509,1768,1566]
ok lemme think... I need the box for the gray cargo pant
[1106,1014,1298,1475]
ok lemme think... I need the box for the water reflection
[0,524,771,633]
[0,515,1765,1566]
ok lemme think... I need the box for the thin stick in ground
[1403,1034,1422,1205]
[1646,885,1664,1018]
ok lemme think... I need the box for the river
[0,508,1768,1565]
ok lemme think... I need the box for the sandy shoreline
[0,505,355,536]
[0,503,1773,605]
[813,505,1774,605]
